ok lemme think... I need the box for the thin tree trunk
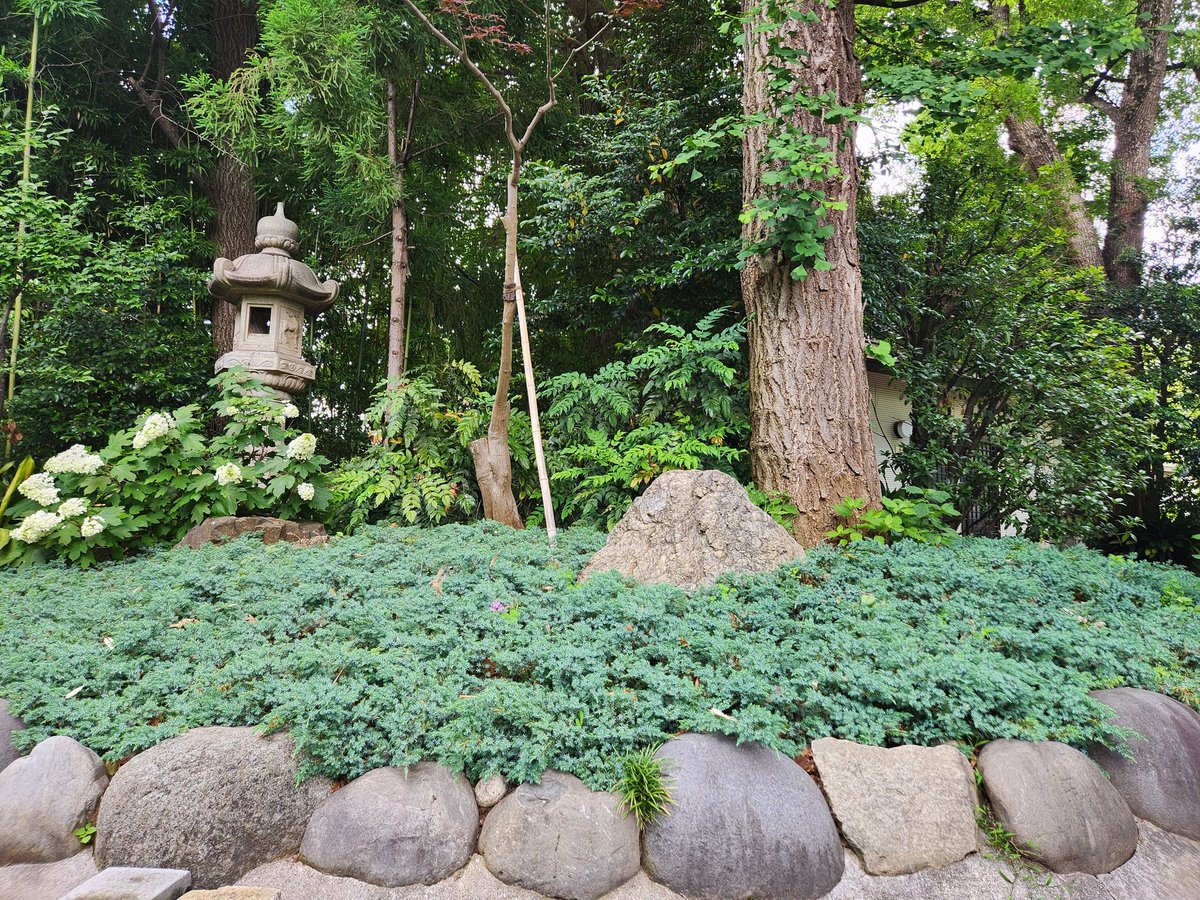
[1102,0,1173,289]
[470,155,523,528]
[386,79,417,383]
[1005,115,1106,271]
[741,0,880,547]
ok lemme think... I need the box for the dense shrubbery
[1,369,328,567]
[0,525,1196,788]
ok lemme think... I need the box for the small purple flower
[490,601,509,613]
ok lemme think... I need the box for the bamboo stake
[514,260,557,546]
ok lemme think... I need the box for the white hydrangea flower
[286,432,317,460]
[80,516,106,538]
[297,482,315,501]
[214,462,243,486]
[18,473,60,506]
[282,403,300,420]
[44,444,103,475]
[132,412,176,450]
[11,510,63,543]
[57,497,87,518]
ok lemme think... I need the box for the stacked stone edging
[2,688,1200,899]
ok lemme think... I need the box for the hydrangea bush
[2,369,329,567]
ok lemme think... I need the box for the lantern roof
[208,203,339,312]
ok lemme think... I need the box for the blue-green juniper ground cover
[1,523,1197,787]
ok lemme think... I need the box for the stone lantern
[209,203,339,398]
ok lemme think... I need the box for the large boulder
[977,739,1137,875]
[581,470,803,589]
[301,763,479,886]
[95,726,331,889]
[479,770,640,900]
[1088,687,1200,842]
[0,735,109,864]
[642,732,843,899]
[0,698,24,771]
[811,738,978,875]
[176,516,326,550]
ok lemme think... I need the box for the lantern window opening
[248,306,272,335]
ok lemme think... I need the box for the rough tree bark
[741,0,881,546]
[1098,0,1173,289]
[128,0,259,355]
[1005,115,1106,271]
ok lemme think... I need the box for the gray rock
[61,866,192,900]
[176,516,327,550]
[239,855,544,898]
[301,763,479,887]
[0,698,24,771]
[811,738,978,875]
[642,732,843,899]
[0,735,109,864]
[1099,819,1200,900]
[95,726,331,889]
[475,774,509,809]
[1088,687,1200,842]
[479,771,640,900]
[0,849,99,900]
[581,470,803,589]
[978,739,1137,875]
[823,849,1112,900]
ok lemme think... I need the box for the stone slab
[812,738,978,875]
[238,856,543,899]
[180,889,282,900]
[60,865,192,900]
[822,849,1113,900]
[0,849,98,900]
[1098,820,1200,900]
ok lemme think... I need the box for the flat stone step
[59,866,191,900]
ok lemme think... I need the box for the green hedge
[1,524,1197,788]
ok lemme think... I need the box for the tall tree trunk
[1005,115,1106,271]
[741,0,881,547]
[1102,0,1173,289]
[386,79,416,384]
[470,155,523,528]
[209,0,260,354]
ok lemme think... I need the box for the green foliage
[827,487,960,547]
[861,140,1145,541]
[612,745,673,829]
[72,823,96,846]
[1,527,1197,789]
[327,361,495,531]
[544,309,750,526]
[3,369,328,567]
[0,111,213,462]
[976,806,1054,894]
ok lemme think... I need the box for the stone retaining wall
[1,687,1198,900]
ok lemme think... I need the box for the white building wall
[867,371,911,492]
